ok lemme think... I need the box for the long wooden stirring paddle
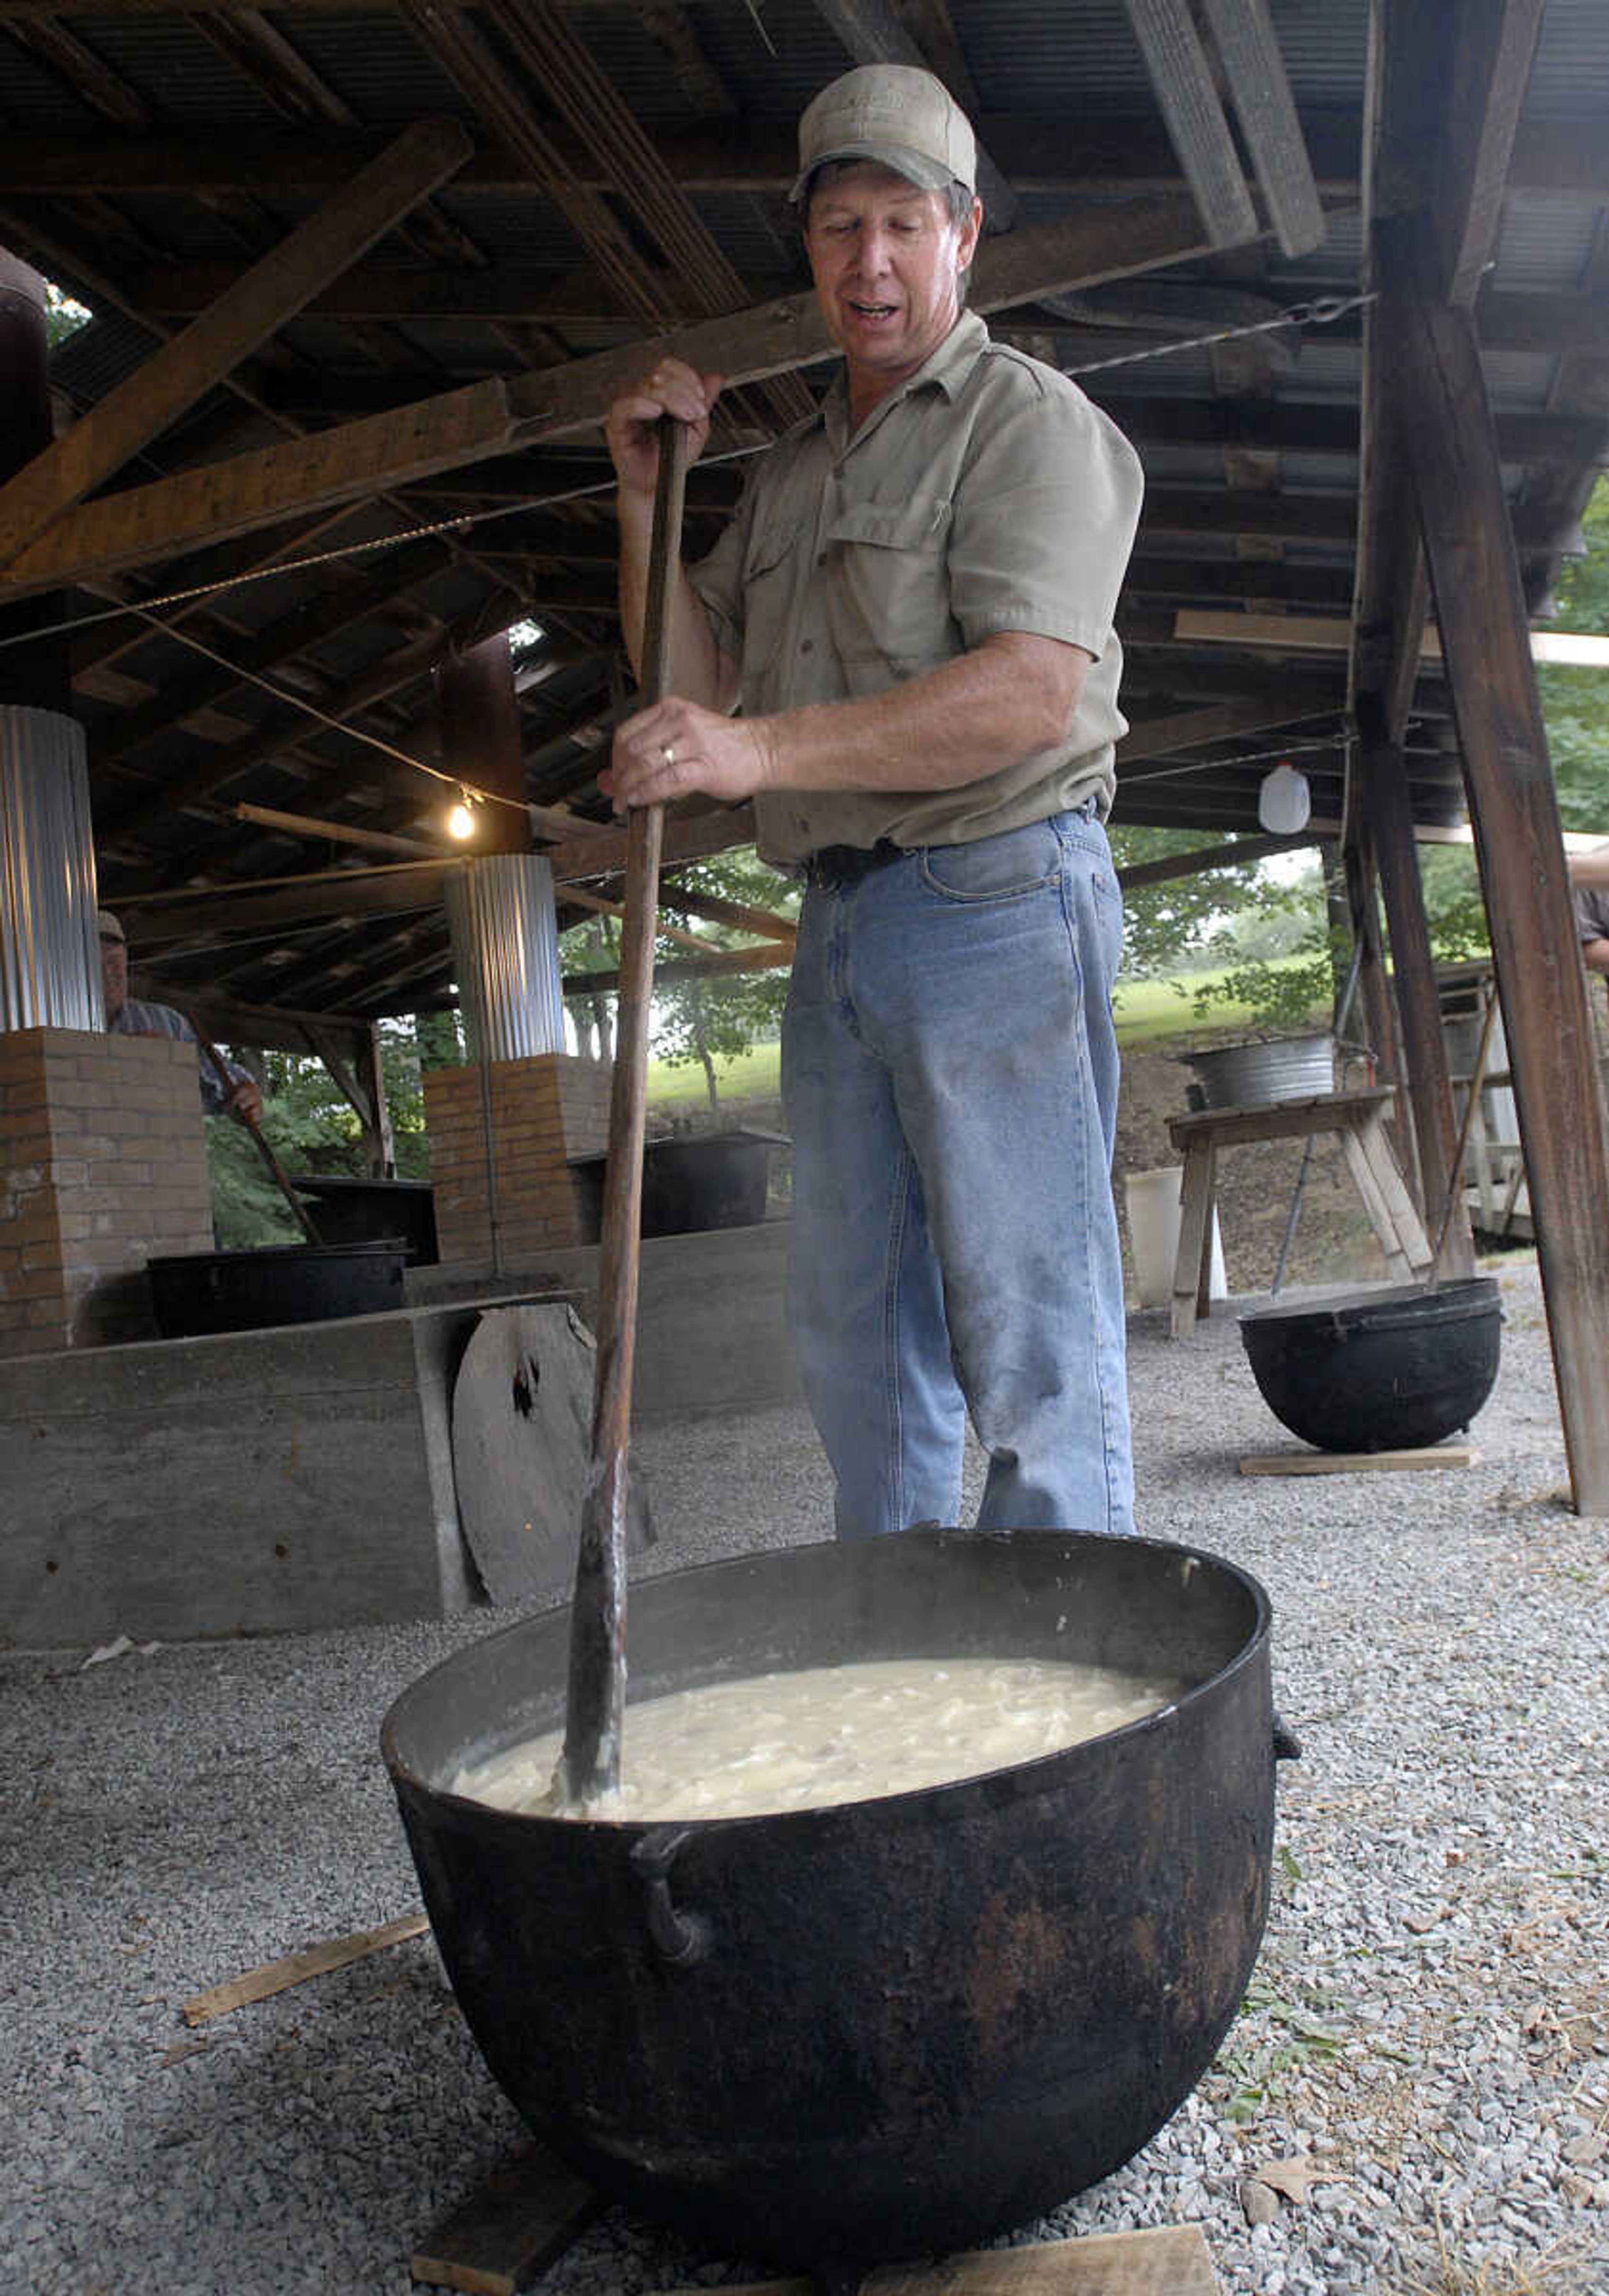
[561,415,691,1807]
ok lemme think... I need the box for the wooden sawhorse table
[1164,1086,1433,1337]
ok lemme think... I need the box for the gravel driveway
[3,1253,1605,2296]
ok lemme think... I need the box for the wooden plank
[0,375,514,601]
[562,940,795,997]
[181,1910,428,2025]
[1201,0,1324,256]
[0,118,471,570]
[1239,1444,1478,1476]
[1381,205,1609,1514]
[662,884,797,945]
[0,194,1218,601]
[411,2146,602,2296]
[1123,0,1257,246]
[666,2226,1220,2294]
[546,803,758,884]
[1177,611,1609,662]
[1168,1087,1395,1153]
[1432,0,1547,308]
[1170,1139,1217,1337]
[1359,737,1472,1273]
[1118,689,1344,761]
[1116,834,1317,892]
[1337,1123,1420,1283]
[0,109,1366,201]
[120,859,455,943]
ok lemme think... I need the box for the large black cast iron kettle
[383,1529,1288,2276]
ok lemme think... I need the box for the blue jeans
[782,808,1134,1540]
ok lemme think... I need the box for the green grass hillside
[648,957,1330,1105]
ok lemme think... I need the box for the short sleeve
[687,473,760,665]
[1574,888,1609,945]
[947,375,1143,659]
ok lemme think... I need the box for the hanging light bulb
[446,788,477,841]
[1258,761,1311,835]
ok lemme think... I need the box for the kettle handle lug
[630,1825,713,1966]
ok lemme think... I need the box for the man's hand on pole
[603,697,773,813]
[604,360,723,499]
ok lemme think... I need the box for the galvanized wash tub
[1184,1033,1336,1110]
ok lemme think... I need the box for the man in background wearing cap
[602,64,1143,1540]
[98,911,262,1122]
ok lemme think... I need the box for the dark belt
[801,839,906,891]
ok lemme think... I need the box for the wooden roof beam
[0,192,1221,600]
[1200,0,1324,256]
[1123,0,1258,246]
[1350,0,1547,753]
[0,117,472,572]
[1118,690,1343,763]
[0,107,1375,198]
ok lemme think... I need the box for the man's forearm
[752,632,1089,798]
[617,487,734,710]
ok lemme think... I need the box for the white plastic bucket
[1124,1165,1226,1310]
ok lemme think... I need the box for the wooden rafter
[0,192,1222,599]
[1122,0,1257,246]
[0,118,472,569]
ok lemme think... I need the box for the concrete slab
[406,1217,800,1419]
[0,1294,586,1650]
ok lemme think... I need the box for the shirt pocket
[739,517,805,683]
[824,495,954,668]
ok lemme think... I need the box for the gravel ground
[3,1253,1606,2296]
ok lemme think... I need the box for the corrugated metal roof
[58,17,292,130]
[1523,0,1609,121]
[259,10,470,127]
[1494,194,1607,292]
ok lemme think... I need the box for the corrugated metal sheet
[1260,0,1371,109]
[1523,0,1609,121]
[446,855,565,1061]
[674,0,852,116]
[0,709,103,1033]
[1493,196,1606,293]
[264,11,469,128]
[49,311,163,405]
[0,39,114,130]
[60,17,289,129]
[962,0,1151,110]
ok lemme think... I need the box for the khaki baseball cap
[97,909,125,943]
[791,64,977,204]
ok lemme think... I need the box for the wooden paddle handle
[564,417,691,1805]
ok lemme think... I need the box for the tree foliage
[207,1014,463,1247]
[558,849,797,1108]
[651,854,795,1108]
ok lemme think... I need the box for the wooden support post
[1343,839,1410,1146]
[358,1021,396,1179]
[1359,733,1474,1272]
[435,632,530,857]
[1381,205,1609,1513]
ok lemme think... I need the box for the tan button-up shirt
[688,311,1143,866]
